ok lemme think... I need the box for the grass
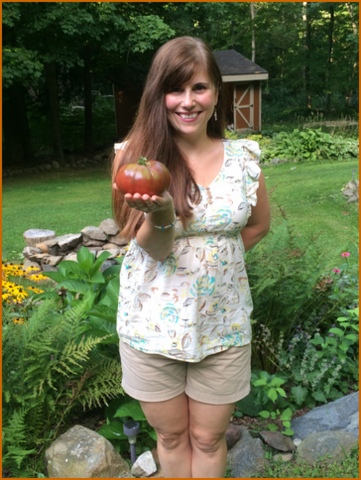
[1,159,359,266]
[257,444,359,478]
[2,166,113,260]
[263,159,359,269]
[225,445,359,478]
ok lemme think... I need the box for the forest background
[2,1,359,167]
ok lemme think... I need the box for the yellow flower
[28,286,44,295]
[14,287,29,303]
[28,274,48,283]
[13,317,25,324]
[25,266,41,273]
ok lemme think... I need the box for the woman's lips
[176,112,200,121]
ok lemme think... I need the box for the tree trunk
[345,2,358,106]
[250,2,256,63]
[44,61,64,160]
[2,85,35,168]
[302,2,312,109]
[325,3,335,111]
[83,48,94,155]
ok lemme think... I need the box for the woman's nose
[182,89,195,108]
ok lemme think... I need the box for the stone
[82,238,106,247]
[97,248,120,258]
[131,450,157,477]
[45,425,130,478]
[102,242,121,250]
[31,253,49,263]
[259,430,295,452]
[56,233,83,251]
[226,423,243,450]
[35,242,50,254]
[291,391,359,440]
[63,253,79,262]
[99,218,119,236]
[23,228,56,247]
[81,226,107,242]
[23,259,41,270]
[296,429,358,465]
[41,264,58,272]
[273,453,293,462]
[108,234,128,246]
[22,246,42,258]
[227,426,265,478]
[41,255,63,267]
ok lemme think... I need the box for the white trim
[233,84,254,129]
[222,73,268,82]
[259,84,262,131]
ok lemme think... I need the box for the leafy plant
[42,246,123,352]
[2,248,124,477]
[2,298,124,477]
[247,216,327,371]
[282,307,358,407]
[2,262,50,324]
[98,396,157,459]
[259,128,359,163]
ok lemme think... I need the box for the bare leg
[140,393,192,478]
[189,398,235,478]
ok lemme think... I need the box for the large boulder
[45,425,130,478]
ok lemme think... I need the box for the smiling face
[165,69,218,140]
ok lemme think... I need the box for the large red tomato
[115,156,172,196]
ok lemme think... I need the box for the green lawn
[2,167,113,260]
[2,160,359,267]
[263,159,358,268]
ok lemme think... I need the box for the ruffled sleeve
[240,139,261,208]
[114,141,127,153]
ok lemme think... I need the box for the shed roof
[213,49,269,82]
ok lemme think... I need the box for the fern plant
[2,295,124,476]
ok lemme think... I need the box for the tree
[2,2,174,165]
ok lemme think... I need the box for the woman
[112,36,270,478]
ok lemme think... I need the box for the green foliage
[277,307,359,408]
[126,15,175,53]
[239,215,359,433]
[98,396,157,458]
[260,444,359,478]
[2,48,43,89]
[2,248,124,477]
[248,217,326,369]
[260,129,359,163]
[248,216,358,371]
[237,307,358,435]
[2,297,124,476]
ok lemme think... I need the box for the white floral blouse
[116,139,261,362]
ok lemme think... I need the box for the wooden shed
[213,49,269,132]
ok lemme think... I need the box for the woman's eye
[169,86,183,93]
[194,84,207,91]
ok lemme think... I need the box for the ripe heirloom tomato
[115,156,172,196]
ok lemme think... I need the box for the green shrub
[2,248,124,477]
[259,128,359,163]
[98,395,157,459]
[2,297,124,477]
[248,216,358,372]
[278,307,358,407]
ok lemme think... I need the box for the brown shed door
[234,83,254,130]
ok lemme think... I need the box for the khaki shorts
[119,340,251,405]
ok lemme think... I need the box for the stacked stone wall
[23,219,127,271]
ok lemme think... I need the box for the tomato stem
[138,156,149,166]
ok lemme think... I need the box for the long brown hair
[112,36,226,240]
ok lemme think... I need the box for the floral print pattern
[117,139,261,362]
